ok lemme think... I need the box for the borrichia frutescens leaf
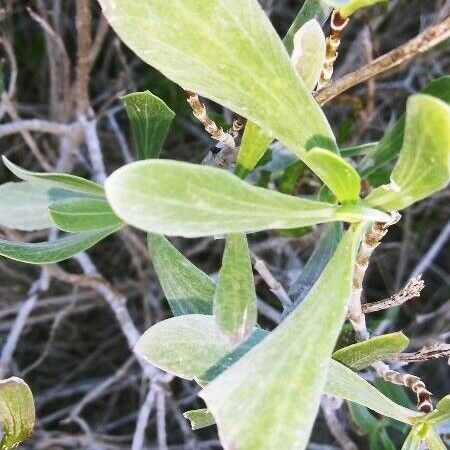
[98,0,337,160]
[0,377,35,450]
[365,95,450,212]
[105,160,389,238]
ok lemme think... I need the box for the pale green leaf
[0,225,121,264]
[105,160,389,238]
[147,233,215,315]
[235,0,333,177]
[134,314,231,380]
[183,409,216,430]
[289,223,342,305]
[98,0,337,161]
[423,395,450,425]
[304,148,361,203]
[359,76,450,176]
[365,95,450,211]
[3,156,104,196]
[122,90,175,160]
[401,429,422,450]
[199,225,364,450]
[332,332,409,370]
[135,314,420,431]
[322,0,387,16]
[0,182,80,231]
[424,428,447,450]
[235,122,272,179]
[214,233,257,346]
[49,197,123,233]
[284,0,332,54]
[0,377,35,450]
[326,360,422,425]
[291,20,326,91]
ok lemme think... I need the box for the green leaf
[199,224,364,450]
[98,0,337,161]
[358,76,450,176]
[214,234,257,346]
[284,0,332,54]
[424,428,447,450]
[360,77,450,176]
[0,225,121,264]
[322,0,387,16]
[289,222,342,305]
[326,360,422,425]
[0,377,35,450]
[304,148,361,203]
[235,122,273,179]
[134,314,232,380]
[199,328,268,385]
[49,197,123,233]
[290,20,326,91]
[3,156,104,196]
[105,160,389,238]
[0,182,81,231]
[401,429,422,450]
[332,332,409,370]
[183,409,216,430]
[122,90,175,160]
[147,234,215,315]
[235,0,333,177]
[365,95,450,211]
[422,395,450,425]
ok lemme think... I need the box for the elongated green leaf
[424,428,447,450]
[183,409,216,430]
[49,197,122,232]
[305,148,361,203]
[289,223,342,305]
[199,225,363,450]
[326,360,422,424]
[423,395,450,425]
[235,122,273,179]
[147,234,215,315]
[332,332,409,370]
[199,328,268,385]
[105,160,389,238]
[360,77,450,176]
[135,313,420,432]
[322,0,387,16]
[122,90,175,160]
[0,377,35,450]
[0,225,121,264]
[214,234,257,346]
[291,20,326,91]
[98,0,337,162]
[135,314,231,380]
[401,429,422,450]
[284,0,333,54]
[235,0,333,177]
[0,182,80,231]
[2,156,104,196]
[365,95,450,211]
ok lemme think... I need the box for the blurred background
[0,0,449,448]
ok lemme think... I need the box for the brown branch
[75,0,93,114]
[316,16,450,106]
[362,276,424,314]
[393,343,450,363]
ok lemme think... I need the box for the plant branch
[362,275,424,314]
[316,16,450,105]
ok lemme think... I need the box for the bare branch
[316,16,450,105]
[362,276,424,314]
